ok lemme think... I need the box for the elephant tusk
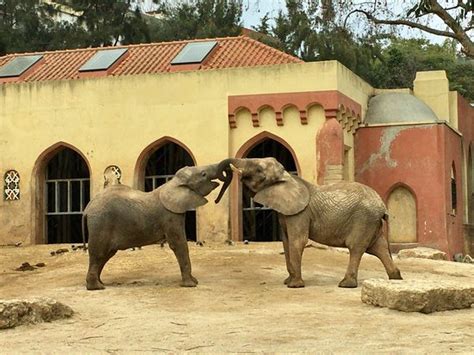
[230,163,243,175]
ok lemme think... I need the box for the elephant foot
[180,277,198,287]
[86,279,105,291]
[287,278,305,288]
[338,277,358,288]
[389,270,403,280]
[283,276,292,285]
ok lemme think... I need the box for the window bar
[67,180,72,213]
[55,181,59,213]
[80,180,84,212]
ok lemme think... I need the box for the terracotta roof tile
[0,36,302,84]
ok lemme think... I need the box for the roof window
[0,55,43,78]
[79,48,128,72]
[171,41,218,65]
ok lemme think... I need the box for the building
[0,36,472,257]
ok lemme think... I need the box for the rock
[0,298,73,329]
[225,239,234,246]
[15,262,36,272]
[35,262,46,268]
[361,279,474,313]
[397,247,447,260]
[453,253,464,262]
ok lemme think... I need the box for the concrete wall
[355,123,465,257]
[0,60,372,245]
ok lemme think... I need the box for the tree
[342,0,474,58]
[148,0,243,42]
[0,0,85,55]
[253,0,383,82]
[69,0,151,46]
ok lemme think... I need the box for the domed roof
[365,93,438,124]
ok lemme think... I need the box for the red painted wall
[355,124,465,257]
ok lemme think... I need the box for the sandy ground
[1,242,473,354]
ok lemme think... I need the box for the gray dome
[365,93,438,124]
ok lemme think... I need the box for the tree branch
[347,9,459,39]
[347,6,474,58]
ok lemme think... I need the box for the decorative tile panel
[4,170,20,201]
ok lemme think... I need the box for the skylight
[79,48,128,72]
[0,55,43,78]
[171,41,218,65]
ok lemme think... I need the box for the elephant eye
[201,171,207,177]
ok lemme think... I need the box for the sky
[241,0,286,28]
[136,0,446,44]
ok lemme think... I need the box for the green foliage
[256,1,473,101]
[0,0,85,55]
[148,0,242,42]
[69,0,150,46]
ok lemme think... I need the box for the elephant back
[312,182,386,221]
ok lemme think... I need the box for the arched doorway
[387,186,417,243]
[45,147,90,244]
[242,138,298,242]
[142,141,197,241]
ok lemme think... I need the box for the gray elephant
[216,158,402,288]
[83,164,229,291]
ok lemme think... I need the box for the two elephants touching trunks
[83,158,402,291]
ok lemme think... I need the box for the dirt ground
[1,242,473,354]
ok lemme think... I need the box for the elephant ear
[160,180,207,214]
[253,172,310,215]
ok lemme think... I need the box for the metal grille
[145,174,174,191]
[45,178,90,215]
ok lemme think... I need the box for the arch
[135,137,197,241]
[387,183,417,243]
[235,131,301,175]
[451,161,457,214]
[468,143,474,223]
[31,142,91,244]
[231,133,300,242]
[134,136,196,190]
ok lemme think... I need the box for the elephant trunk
[214,158,241,204]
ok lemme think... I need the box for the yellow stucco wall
[0,60,375,245]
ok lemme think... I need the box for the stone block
[361,279,474,313]
[0,298,73,329]
[397,247,447,260]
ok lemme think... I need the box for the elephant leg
[339,247,364,288]
[367,236,402,280]
[286,216,309,288]
[167,230,198,287]
[86,253,106,291]
[97,250,117,285]
[279,215,293,285]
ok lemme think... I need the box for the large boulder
[397,247,447,260]
[0,298,73,329]
[361,279,474,313]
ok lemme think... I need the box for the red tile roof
[0,36,302,83]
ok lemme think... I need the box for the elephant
[82,164,230,291]
[216,157,402,288]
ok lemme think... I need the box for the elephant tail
[82,213,88,252]
[381,213,394,259]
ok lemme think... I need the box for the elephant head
[160,164,222,214]
[216,158,310,215]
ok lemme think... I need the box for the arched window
[451,163,457,215]
[242,138,298,242]
[142,141,196,241]
[45,147,90,244]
